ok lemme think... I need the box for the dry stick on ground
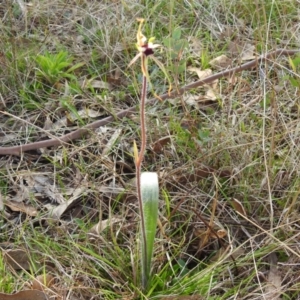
[0,49,298,156]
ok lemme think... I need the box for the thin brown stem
[138,74,147,165]
[135,72,148,287]
[0,49,298,156]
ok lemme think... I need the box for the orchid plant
[128,18,171,290]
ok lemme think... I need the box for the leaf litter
[0,290,49,300]
[3,249,33,271]
[186,67,218,106]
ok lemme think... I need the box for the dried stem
[0,49,298,156]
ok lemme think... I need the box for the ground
[1,0,300,299]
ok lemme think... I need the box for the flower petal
[128,53,142,68]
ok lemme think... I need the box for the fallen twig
[0,49,298,156]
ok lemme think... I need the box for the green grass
[1,0,300,298]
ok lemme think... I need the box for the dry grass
[1,0,300,299]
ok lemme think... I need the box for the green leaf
[60,99,85,125]
[291,56,300,68]
[66,62,85,73]
[172,27,182,40]
[173,39,188,51]
[140,172,159,290]
[289,77,300,88]
[35,50,82,85]
[162,37,173,49]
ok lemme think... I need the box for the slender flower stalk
[134,74,148,290]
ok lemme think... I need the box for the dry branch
[0,49,298,156]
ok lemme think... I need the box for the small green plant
[162,27,188,77]
[287,55,300,88]
[0,253,14,293]
[35,50,84,86]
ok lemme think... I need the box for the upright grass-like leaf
[129,18,171,290]
[140,172,159,289]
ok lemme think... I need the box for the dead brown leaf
[265,253,282,300]
[183,91,217,107]
[183,94,201,108]
[47,186,88,219]
[52,109,103,130]
[11,176,31,203]
[31,274,55,291]
[89,217,122,235]
[214,229,227,239]
[3,249,32,270]
[43,116,53,131]
[241,43,255,61]
[4,200,37,216]
[209,55,232,69]
[81,78,111,90]
[205,87,217,101]
[27,175,66,204]
[187,67,219,102]
[228,40,243,56]
[0,290,49,300]
[228,41,255,60]
[187,67,212,80]
[231,198,247,217]
[151,136,172,153]
[102,128,122,155]
[96,183,125,196]
[194,198,227,252]
[187,67,218,89]
[9,173,67,204]
[0,133,19,144]
[190,37,203,56]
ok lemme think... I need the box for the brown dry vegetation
[1,0,300,299]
